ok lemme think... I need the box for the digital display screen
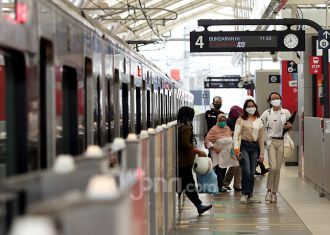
[190,30,305,52]
[208,36,277,48]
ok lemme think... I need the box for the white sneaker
[265,191,272,201]
[240,195,248,203]
[248,196,261,203]
[270,193,277,203]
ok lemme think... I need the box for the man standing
[205,96,224,131]
[205,96,227,192]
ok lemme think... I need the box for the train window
[0,50,28,177]
[1,0,16,21]
[94,76,101,145]
[121,83,129,138]
[62,66,78,155]
[136,86,141,134]
[39,39,54,169]
[147,89,151,128]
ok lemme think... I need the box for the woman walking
[223,105,243,191]
[204,114,239,192]
[177,106,212,215]
[233,99,265,203]
[261,92,292,203]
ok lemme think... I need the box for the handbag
[196,170,219,194]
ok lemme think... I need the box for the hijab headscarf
[204,114,232,144]
[229,105,243,121]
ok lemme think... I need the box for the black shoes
[234,187,242,191]
[197,204,212,215]
[261,168,269,175]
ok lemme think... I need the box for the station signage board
[204,76,241,88]
[287,61,297,73]
[318,30,330,50]
[309,56,322,75]
[190,30,305,52]
[269,75,281,83]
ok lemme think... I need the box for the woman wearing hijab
[233,99,265,203]
[261,92,292,203]
[177,106,212,215]
[204,114,239,192]
[223,105,243,191]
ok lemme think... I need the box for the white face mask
[246,107,256,115]
[270,99,281,107]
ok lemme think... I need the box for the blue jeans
[239,141,259,196]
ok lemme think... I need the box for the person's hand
[212,146,221,154]
[258,155,264,163]
[197,150,207,157]
[284,122,292,130]
[234,148,240,157]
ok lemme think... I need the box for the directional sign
[204,77,241,88]
[287,61,297,73]
[269,75,281,83]
[309,56,323,75]
[318,30,330,49]
[190,30,305,52]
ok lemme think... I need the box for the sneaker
[225,186,232,190]
[248,196,261,203]
[270,193,277,203]
[218,186,228,193]
[261,168,269,175]
[265,191,272,201]
[240,195,248,203]
[197,204,212,215]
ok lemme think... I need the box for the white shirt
[260,108,291,147]
[272,110,283,137]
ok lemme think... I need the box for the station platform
[175,166,330,235]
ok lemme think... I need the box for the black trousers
[178,165,202,207]
[214,165,226,189]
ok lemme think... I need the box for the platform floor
[174,166,330,235]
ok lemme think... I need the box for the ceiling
[67,0,330,41]
[68,0,257,40]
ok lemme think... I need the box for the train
[0,0,193,178]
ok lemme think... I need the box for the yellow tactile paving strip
[175,176,312,235]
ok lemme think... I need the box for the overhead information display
[190,30,305,52]
[204,76,241,89]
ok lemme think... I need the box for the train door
[158,84,163,125]
[85,58,93,146]
[0,50,28,177]
[39,39,55,168]
[105,45,114,143]
[106,77,115,143]
[121,81,129,138]
[114,69,120,138]
[136,82,142,134]
[141,79,147,130]
[93,75,101,145]
[146,72,151,129]
[62,66,78,155]
[130,75,136,134]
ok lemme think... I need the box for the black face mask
[213,104,222,110]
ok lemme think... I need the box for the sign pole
[323,49,329,117]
